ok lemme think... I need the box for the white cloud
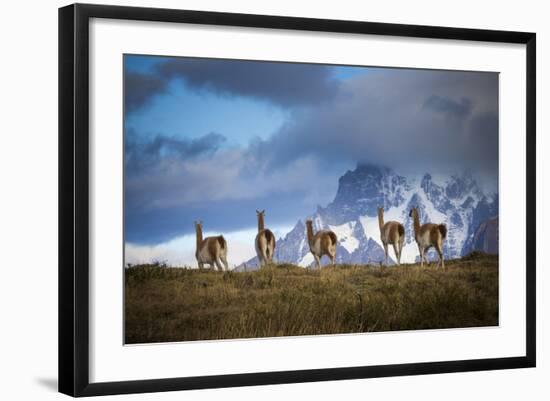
[125,225,293,268]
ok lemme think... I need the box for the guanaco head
[409,208,418,218]
[256,209,265,217]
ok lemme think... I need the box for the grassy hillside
[124,253,498,344]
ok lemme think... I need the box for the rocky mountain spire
[238,164,498,270]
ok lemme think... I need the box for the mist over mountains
[240,164,498,269]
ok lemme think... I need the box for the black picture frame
[59,3,536,397]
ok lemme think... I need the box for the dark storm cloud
[124,131,232,237]
[125,58,340,112]
[248,68,499,179]
[423,95,473,119]
[125,193,310,244]
[157,58,339,106]
[124,132,342,244]
[124,72,168,113]
[466,111,499,170]
[125,131,226,176]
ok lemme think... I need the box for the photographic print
[123,55,499,344]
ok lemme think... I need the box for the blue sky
[124,56,361,147]
[124,55,498,266]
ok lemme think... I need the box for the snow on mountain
[241,163,498,269]
[329,221,359,254]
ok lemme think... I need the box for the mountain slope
[241,164,498,269]
[467,217,499,255]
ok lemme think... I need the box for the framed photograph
[59,3,536,397]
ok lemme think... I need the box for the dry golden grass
[124,253,498,344]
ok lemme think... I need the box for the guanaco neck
[306,221,315,245]
[257,214,265,232]
[412,210,421,236]
[195,224,203,249]
[377,208,384,232]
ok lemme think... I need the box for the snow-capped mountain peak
[241,164,498,269]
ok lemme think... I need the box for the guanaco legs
[255,210,276,267]
[377,207,405,265]
[194,221,229,271]
[409,207,447,268]
[305,220,337,269]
